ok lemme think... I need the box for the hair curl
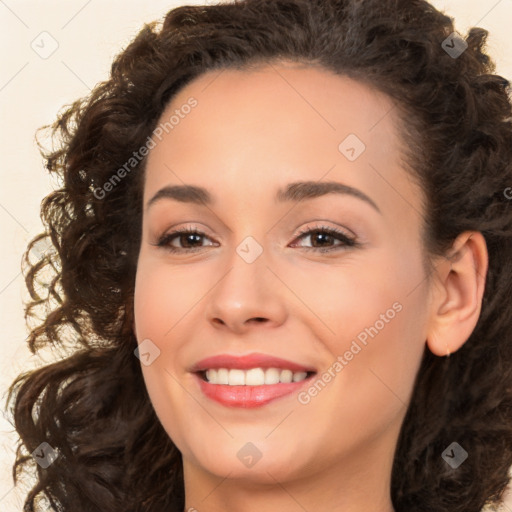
[7,0,512,511]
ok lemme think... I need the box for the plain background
[1,1,511,510]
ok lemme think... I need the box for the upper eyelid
[159,224,351,238]
[295,223,355,238]
[159,220,355,236]
[156,224,357,248]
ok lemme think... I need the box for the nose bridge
[205,234,287,331]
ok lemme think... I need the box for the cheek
[133,257,194,449]
[311,250,429,429]
[287,247,420,341]
[133,255,202,341]
[319,298,426,447]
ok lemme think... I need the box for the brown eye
[157,228,216,252]
[291,225,358,253]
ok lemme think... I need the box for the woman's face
[134,63,433,490]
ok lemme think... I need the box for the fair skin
[133,62,488,512]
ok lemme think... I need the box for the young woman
[8,0,512,511]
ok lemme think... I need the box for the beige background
[1,1,511,510]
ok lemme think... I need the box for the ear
[426,231,488,357]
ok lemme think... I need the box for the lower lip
[194,373,314,408]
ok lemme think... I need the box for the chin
[183,439,305,484]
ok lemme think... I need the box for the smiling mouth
[194,368,318,408]
[197,368,317,386]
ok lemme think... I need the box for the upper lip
[189,353,317,373]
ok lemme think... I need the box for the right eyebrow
[146,185,213,210]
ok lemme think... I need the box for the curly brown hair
[7,0,512,511]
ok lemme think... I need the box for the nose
[205,246,288,335]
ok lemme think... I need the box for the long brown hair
[8,1,512,510]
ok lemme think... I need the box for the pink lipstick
[190,353,317,408]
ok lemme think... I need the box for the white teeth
[264,368,280,385]
[216,368,229,385]
[228,369,245,385]
[204,367,309,386]
[245,368,265,385]
[280,369,293,383]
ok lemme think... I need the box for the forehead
[143,63,422,230]
[161,63,400,152]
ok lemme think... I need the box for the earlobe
[426,231,488,357]
[428,329,451,358]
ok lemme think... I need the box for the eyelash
[155,224,359,254]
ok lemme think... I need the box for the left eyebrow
[276,180,381,214]
[146,180,381,214]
